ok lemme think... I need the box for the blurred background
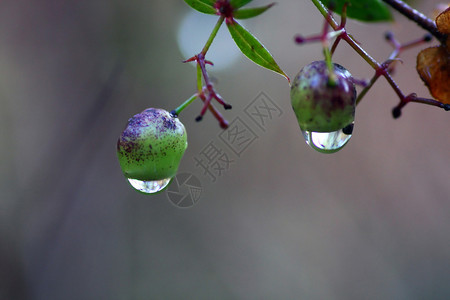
[1,0,449,299]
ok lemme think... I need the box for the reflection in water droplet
[127,178,171,194]
[302,123,354,154]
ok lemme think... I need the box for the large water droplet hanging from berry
[301,123,354,154]
[127,178,172,194]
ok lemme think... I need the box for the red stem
[381,0,446,43]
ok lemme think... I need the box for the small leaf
[184,0,217,15]
[416,46,450,103]
[230,0,253,9]
[227,19,289,81]
[320,0,393,22]
[233,3,275,19]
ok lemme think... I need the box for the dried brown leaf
[436,7,450,34]
[417,46,450,103]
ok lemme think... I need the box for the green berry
[117,108,187,181]
[290,61,356,132]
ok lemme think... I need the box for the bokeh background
[1,0,449,299]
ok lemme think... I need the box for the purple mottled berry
[117,108,187,181]
[290,61,356,132]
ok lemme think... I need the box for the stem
[309,0,448,115]
[310,0,338,29]
[180,15,230,126]
[323,47,336,84]
[356,74,377,105]
[202,97,230,129]
[197,92,229,129]
[310,0,410,105]
[171,93,198,116]
[357,33,433,105]
[196,63,202,92]
[197,54,213,90]
[201,16,225,55]
[381,0,446,42]
[195,53,232,120]
[310,0,379,69]
[342,36,380,70]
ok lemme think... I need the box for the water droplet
[302,123,354,154]
[127,177,172,194]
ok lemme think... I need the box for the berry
[290,61,356,132]
[117,108,187,182]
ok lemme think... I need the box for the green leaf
[227,19,289,81]
[230,0,253,9]
[184,0,217,15]
[320,0,393,22]
[233,3,275,19]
